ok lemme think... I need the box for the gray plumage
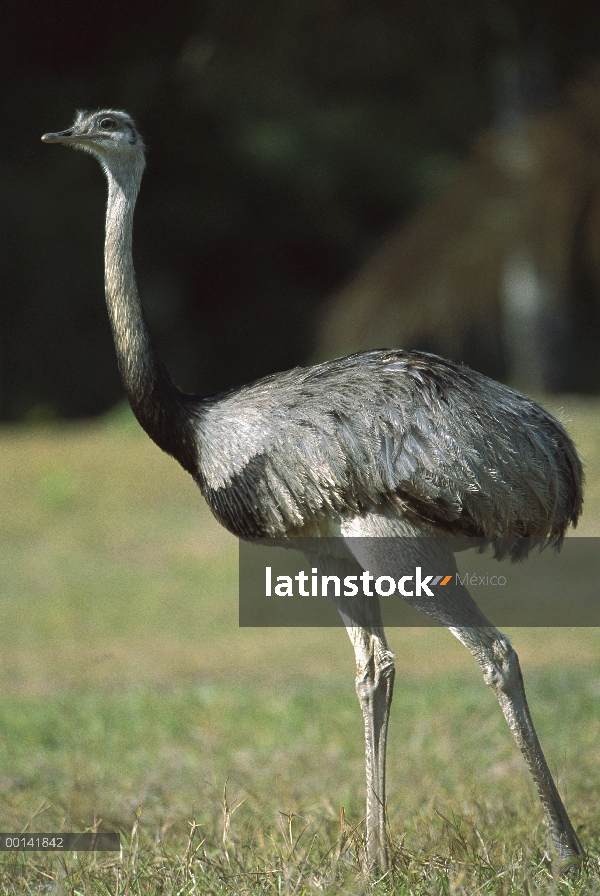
[42,110,585,873]
[197,350,581,551]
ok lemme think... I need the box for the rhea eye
[99,118,116,130]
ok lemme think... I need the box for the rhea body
[42,110,584,871]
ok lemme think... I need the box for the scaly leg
[340,520,582,864]
[451,624,582,859]
[306,549,395,872]
[346,622,395,872]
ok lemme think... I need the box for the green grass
[1,396,600,893]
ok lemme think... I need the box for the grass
[1,395,600,893]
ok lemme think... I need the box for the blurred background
[3,0,600,420]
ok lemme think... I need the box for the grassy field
[1,396,600,893]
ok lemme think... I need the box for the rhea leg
[340,520,582,863]
[306,550,395,872]
[451,624,582,859]
[345,620,395,872]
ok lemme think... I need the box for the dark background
[2,0,599,421]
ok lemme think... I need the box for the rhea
[42,110,584,872]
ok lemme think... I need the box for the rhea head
[42,110,145,181]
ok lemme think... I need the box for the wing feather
[197,349,583,553]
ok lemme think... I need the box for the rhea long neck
[103,155,199,475]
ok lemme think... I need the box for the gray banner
[239,537,600,626]
[0,833,120,851]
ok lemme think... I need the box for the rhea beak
[41,128,79,144]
